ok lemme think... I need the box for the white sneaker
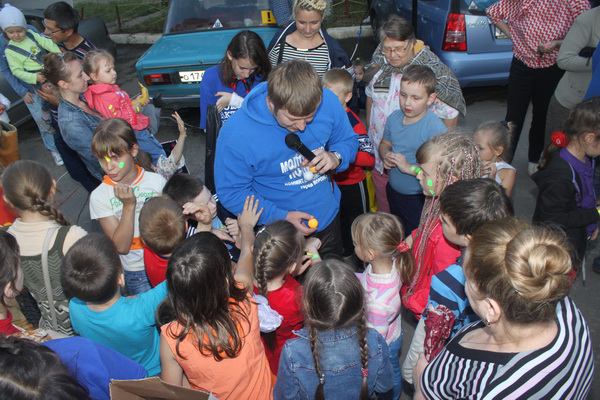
[528,162,539,175]
[51,151,64,166]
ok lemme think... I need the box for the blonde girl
[399,132,481,319]
[253,220,321,375]
[473,121,516,195]
[273,260,394,399]
[351,211,414,399]
[3,160,88,336]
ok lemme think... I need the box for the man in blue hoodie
[214,60,358,257]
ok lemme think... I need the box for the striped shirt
[268,41,330,78]
[420,297,594,400]
[356,263,403,345]
[57,37,96,63]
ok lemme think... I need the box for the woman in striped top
[267,0,352,78]
[414,218,594,400]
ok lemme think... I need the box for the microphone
[285,133,316,161]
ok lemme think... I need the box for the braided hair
[303,260,373,400]
[2,160,69,226]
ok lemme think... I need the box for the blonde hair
[268,60,322,116]
[323,68,353,96]
[82,49,114,80]
[464,218,571,324]
[475,121,515,162]
[293,0,327,16]
[351,212,414,283]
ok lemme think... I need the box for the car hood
[136,28,278,70]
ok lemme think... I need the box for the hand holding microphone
[285,133,341,174]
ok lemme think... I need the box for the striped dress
[268,41,330,78]
[420,297,594,400]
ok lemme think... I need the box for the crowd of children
[0,7,598,399]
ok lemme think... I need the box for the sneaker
[528,162,539,175]
[51,151,64,166]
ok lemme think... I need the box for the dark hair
[464,218,571,324]
[303,260,371,400]
[539,97,600,169]
[439,178,514,236]
[139,197,186,254]
[268,59,322,116]
[220,30,271,87]
[135,150,154,171]
[0,336,91,400]
[158,232,250,361]
[2,160,69,226]
[0,231,20,307]
[379,14,415,43]
[43,51,79,86]
[162,173,205,208]
[61,234,122,303]
[253,220,305,298]
[91,118,138,159]
[44,1,80,32]
[401,65,436,95]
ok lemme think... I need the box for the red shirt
[0,187,17,227]
[0,311,21,335]
[143,247,168,287]
[334,109,375,185]
[487,0,589,68]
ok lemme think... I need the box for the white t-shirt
[89,166,166,271]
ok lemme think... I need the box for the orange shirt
[162,294,272,399]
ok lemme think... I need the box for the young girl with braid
[393,133,481,320]
[274,260,394,399]
[3,160,87,336]
[252,220,321,375]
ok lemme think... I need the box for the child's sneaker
[51,151,64,166]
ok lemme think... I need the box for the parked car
[1,9,117,127]
[369,0,513,87]
[135,0,279,108]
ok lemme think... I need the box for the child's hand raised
[182,202,212,226]
[238,195,263,230]
[114,184,136,207]
[172,112,186,138]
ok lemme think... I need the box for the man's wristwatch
[332,151,342,168]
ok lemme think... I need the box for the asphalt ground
[14,39,599,397]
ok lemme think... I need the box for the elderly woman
[267,0,351,77]
[414,218,594,400]
[366,14,465,213]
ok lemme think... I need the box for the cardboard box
[110,377,212,400]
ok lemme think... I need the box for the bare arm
[234,196,263,292]
[493,20,511,38]
[497,168,516,197]
[159,335,186,386]
[170,112,187,165]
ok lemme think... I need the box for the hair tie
[397,241,410,253]
[319,374,325,385]
[551,131,568,147]
[500,120,509,129]
[361,368,369,378]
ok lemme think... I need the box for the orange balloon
[308,218,318,229]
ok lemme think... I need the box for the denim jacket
[58,96,105,180]
[273,326,394,399]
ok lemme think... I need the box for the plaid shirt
[487,0,590,68]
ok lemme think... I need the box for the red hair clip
[397,241,410,253]
[361,368,369,378]
[551,131,568,147]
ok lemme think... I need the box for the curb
[110,25,373,45]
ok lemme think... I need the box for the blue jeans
[26,93,58,153]
[124,270,152,295]
[380,334,403,400]
[136,129,166,166]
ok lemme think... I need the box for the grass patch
[75,1,166,31]
[121,13,166,34]
[325,0,369,28]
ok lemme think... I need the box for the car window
[459,0,501,15]
[165,0,277,34]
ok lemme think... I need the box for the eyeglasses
[381,43,412,57]
[43,20,63,35]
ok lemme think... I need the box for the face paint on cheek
[99,161,103,167]
[427,179,433,187]
[105,156,110,163]
[118,162,124,168]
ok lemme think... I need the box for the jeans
[387,183,425,235]
[124,270,152,295]
[389,335,403,400]
[26,93,58,153]
[136,129,166,166]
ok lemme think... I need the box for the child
[158,197,273,399]
[61,233,167,377]
[253,220,321,375]
[0,4,62,165]
[473,121,516,195]
[351,212,414,399]
[533,97,600,271]
[394,133,481,319]
[402,178,514,385]
[379,65,447,234]
[322,68,375,258]
[3,160,87,336]
[89,118,166,295]
[0,231,22,335]
[0,92,11,123]
[135,112,187,180]
[83,49,166,164]
[273,260,394,399]
[348,58,367,115]
[139,196,186,287]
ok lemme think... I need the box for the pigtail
[394,245,415,285]
[356,311,371,400]
[309,325,326,400]
[254,235,276,298]
[32,196,70,226]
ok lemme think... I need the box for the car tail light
[144,74,172,86]
[442,13,466,51]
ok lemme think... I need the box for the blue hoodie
[214,82,358,231]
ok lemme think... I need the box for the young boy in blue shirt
[378,65,447,234]
[61,233,167,376]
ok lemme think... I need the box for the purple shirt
[560,147,597,236]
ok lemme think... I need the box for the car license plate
[179,70,205,83]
